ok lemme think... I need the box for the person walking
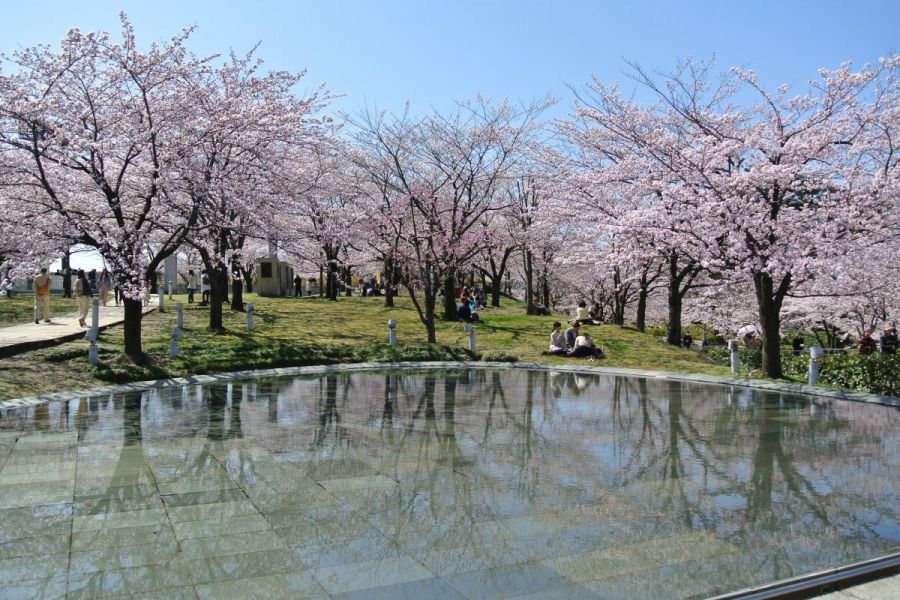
[186,269,198,304]
[75,269,91,327]
[97,268,112,306]
[32,267,52,323]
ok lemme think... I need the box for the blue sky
[2,0,897,120]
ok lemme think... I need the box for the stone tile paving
[0,369,896,598]
[0,302,156,358]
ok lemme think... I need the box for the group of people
[544,320,604,360]
[456,291,481,323]
[858,328,898,355]
[182,269,211,305]
[32,267,116,327]
[574,301,603,325]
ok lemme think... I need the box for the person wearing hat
[32,267,52,323]
[880,328,898,354]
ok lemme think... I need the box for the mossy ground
[0,293,732,400]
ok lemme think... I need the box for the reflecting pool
[0,368,898,599]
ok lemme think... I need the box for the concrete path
[0,300,156,358]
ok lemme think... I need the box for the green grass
[0,293,733,400]
[0,293,80,324]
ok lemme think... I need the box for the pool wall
[2,361,898,411]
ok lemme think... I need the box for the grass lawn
[0,292,80,324]
[0,293,733,401]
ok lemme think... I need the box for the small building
[255,257,294,297]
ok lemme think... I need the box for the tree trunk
[754,271,785,379]
[319,266,324,298]
[425,280,438,343]
[230,277,244,311]
[208,267,228,332]
[443,273,457,321]
[666,285,682,346]
[666,254,683,346]
[383,258,395,308]
[123,298,144,359]
[343,266,352,297]
[524,250,536,315]
[636,289,648,332]
[541,271,550,308]
[490,277,502,308]
[241,267,253,293]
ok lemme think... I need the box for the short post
[175,302,183,329]
[728,339,740,374]
[167,280,173,300]
[388,319,397,345]
[85,298,100,365]
[246,302,254,332]
[91,298,100,332]
[170,326,183,357]
[808,345,824,386]
[465,323,476,353]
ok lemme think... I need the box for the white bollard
[85,298,100,365]
[246,303,254,332]
[728,339,740,374]
[388,319,397,345]
[175,302,183,329]
[167,281,173,300]
[91,298,100,332]
[465,323,476,353]
[808,345,824,386]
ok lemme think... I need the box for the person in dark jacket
[880,328,898,354]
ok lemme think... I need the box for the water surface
[0,369,897,599]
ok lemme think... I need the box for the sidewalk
[0,301,156,358]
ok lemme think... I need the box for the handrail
[708,552,900,599]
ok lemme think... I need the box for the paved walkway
[0,301,156,358]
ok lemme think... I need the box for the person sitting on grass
[859,330,877,355]
[564,320,581,349]
[457,297,480,323]
[575,301,600,325]
[567,331,604,360]
[542,321,568,356]
[588,302,603,322]
[531,294,550,316]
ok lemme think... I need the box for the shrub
[705,345,899,396]
[480,351,519,363]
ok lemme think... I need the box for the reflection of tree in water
[91,393,147,514]
[206,383,243,441]
[603,377,896,579]
[311,375,347,450]
[369,371,529,557]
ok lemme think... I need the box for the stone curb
[1,361,896,411]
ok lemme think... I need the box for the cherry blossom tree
[350,97,552,342]
[563,56,900,378]
[175,48,333,329]
[0,15,207,358]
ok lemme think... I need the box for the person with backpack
[75,269,91,327]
